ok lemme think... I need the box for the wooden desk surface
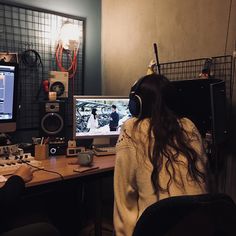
[27,155,115,187]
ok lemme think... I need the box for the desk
[27,155,115,187]
[7,155,115,236]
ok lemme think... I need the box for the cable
[224,0,232,55]
[23,161,65,181]
[229,51,236,117]
[231,40,236,99]
[21,49,43,68]
[21,49,45,101]
[55,42,78,80]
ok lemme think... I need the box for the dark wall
[2,0,101,95]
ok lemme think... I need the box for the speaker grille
[41,113,64,135]
[39,101,66,138]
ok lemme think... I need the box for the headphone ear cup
[129,94,142,117]
[128,77,145,117]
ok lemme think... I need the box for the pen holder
[34,144,49,160]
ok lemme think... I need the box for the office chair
[0,222,60,236]
[132,193,236,236]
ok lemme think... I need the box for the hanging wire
[224,0,232,55]
[55,41,79,95]
[55,42,78,79]
[21,49,45,101]
[231,40,236,100]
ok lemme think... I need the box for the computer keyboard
[93,146,116,156]
[0,153,43,176]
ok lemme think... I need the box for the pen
[44,137,49,144]
[40,137,44,145]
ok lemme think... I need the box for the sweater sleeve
[0,175,25,205]
[0,175,25,233]
[114,125,139,236]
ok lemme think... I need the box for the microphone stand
[153,43,161,74]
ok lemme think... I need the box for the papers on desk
[73,166,99,173]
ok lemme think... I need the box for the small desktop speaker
[49,71,69,98]
[39,100,66,138]
[49,137,67,156]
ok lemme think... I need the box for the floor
[78,220,114,236]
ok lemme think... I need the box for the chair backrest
[132,193,236,236]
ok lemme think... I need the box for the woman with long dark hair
[113,73,209,236]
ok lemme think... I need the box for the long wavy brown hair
[134,73,208,194]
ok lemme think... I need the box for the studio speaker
[39,100,66,138]
[49,71,69,98]
[170,78,227,144]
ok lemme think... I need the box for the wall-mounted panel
[0,2,85,130]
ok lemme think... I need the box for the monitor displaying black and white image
[73,96,131,140]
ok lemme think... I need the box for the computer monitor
[0,62,18,133]
[73,96,131,145]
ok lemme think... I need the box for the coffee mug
[78,151,94,166]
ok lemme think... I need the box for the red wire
[55,42,78,79]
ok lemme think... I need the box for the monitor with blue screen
[73,96,131,143]
[0,62,18,133]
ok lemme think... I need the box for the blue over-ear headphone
[128,77,146,118]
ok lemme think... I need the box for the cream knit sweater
[113,117,207,236]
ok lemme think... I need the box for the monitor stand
[76,137,118,149]
[92,137,118,156]
[92,137,118,147]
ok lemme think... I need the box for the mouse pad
[73,166,99,173]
